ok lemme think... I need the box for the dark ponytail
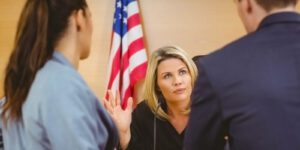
[2,0,87,124]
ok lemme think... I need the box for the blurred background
[1,0,299,99]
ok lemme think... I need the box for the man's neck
[268,6,296,15]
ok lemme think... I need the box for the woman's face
[156,58,192,104]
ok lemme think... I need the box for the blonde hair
[144,46,198,120]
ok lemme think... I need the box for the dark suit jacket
[184,12,300,150]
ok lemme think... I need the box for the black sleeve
[126,114,144,150]
[126,102,151,150]
[184,62,226,150]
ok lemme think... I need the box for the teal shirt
[3,51,118,150]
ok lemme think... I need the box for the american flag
[106,0,148,109]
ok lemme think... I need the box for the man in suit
[184,0,300,150]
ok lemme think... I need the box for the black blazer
[184,12,300,150]
[127,101,184,150]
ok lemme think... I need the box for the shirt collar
[257,12,300,31]
[52,51,74,69]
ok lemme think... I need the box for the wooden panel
[140,0,246,56]
[0,0,25,97]
[1,0,299,99]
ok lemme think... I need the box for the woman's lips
[173,88,186,94]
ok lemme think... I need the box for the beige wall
[1,0,299,99]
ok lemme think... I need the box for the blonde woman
[104,46,198,150]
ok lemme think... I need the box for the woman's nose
[173,75,182,86]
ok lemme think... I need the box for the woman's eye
[179,69,187,75]
[163,74,171,79]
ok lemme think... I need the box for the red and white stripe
[106,0,147,109]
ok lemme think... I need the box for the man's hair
[256,0,298,12]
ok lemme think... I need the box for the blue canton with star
[113,0,136,36]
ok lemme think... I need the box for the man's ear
[74,9,86,32]
[239,0,253,15]
[245,0,254,14]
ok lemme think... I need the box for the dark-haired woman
[1,0,118,149]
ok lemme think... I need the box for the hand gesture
[103,90,133,149]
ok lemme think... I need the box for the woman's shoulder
[27,59,97,109]
[34,58,90,94]
[135,100,148,109]
[40,59,82,82]
[132,100,154,119]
